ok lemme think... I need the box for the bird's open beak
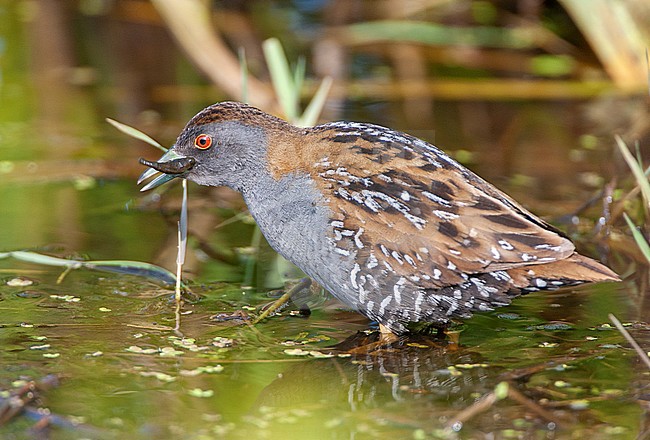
[137,150,196,191]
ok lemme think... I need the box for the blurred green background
[0,1,649,439]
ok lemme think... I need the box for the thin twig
[253,278,311,324]
[56,266,74,284]
[609,314,650,371]
[445,390,498,430]
[446,381,569,431]
[173,179,188,334]
[506,385,568,426]
[173,213,183,334]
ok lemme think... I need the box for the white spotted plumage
[141,102,620,335]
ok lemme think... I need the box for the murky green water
[0,262,643,439]
[1,1,649,439]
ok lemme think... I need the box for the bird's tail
[507,253,620,289]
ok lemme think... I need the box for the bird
[138,101,620,335]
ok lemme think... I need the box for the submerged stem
[174,179,189,333]
[253,278,312,324]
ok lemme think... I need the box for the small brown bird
[139,102,619,335]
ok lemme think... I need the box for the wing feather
[311,123,574,290]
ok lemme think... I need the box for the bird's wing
[310,122,575,289]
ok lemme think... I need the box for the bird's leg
[253,278,312,324]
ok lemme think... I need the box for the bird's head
[138,101,288,192]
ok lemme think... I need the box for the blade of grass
[616,135,650,208]
[297,76,333,127]
[263,38,298,121]
[238,47,248,104]
[172,179,188,332]
[623,213,650,264]
[5,251,84,268]
[109,116,189,294]
[177,182,188,289]
[1,251,178,285]
[85,262,177,285]
[609,313,650,371]
[293,56,306,98]
[106,118,167,152]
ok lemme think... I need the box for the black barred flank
[438,222,459,238]
[485,214,530,229]
[430,180,455,198]
[506,233,553,248]
[330,135,358,143]
[474,195,502,211]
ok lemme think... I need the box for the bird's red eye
[194,134,213,150]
